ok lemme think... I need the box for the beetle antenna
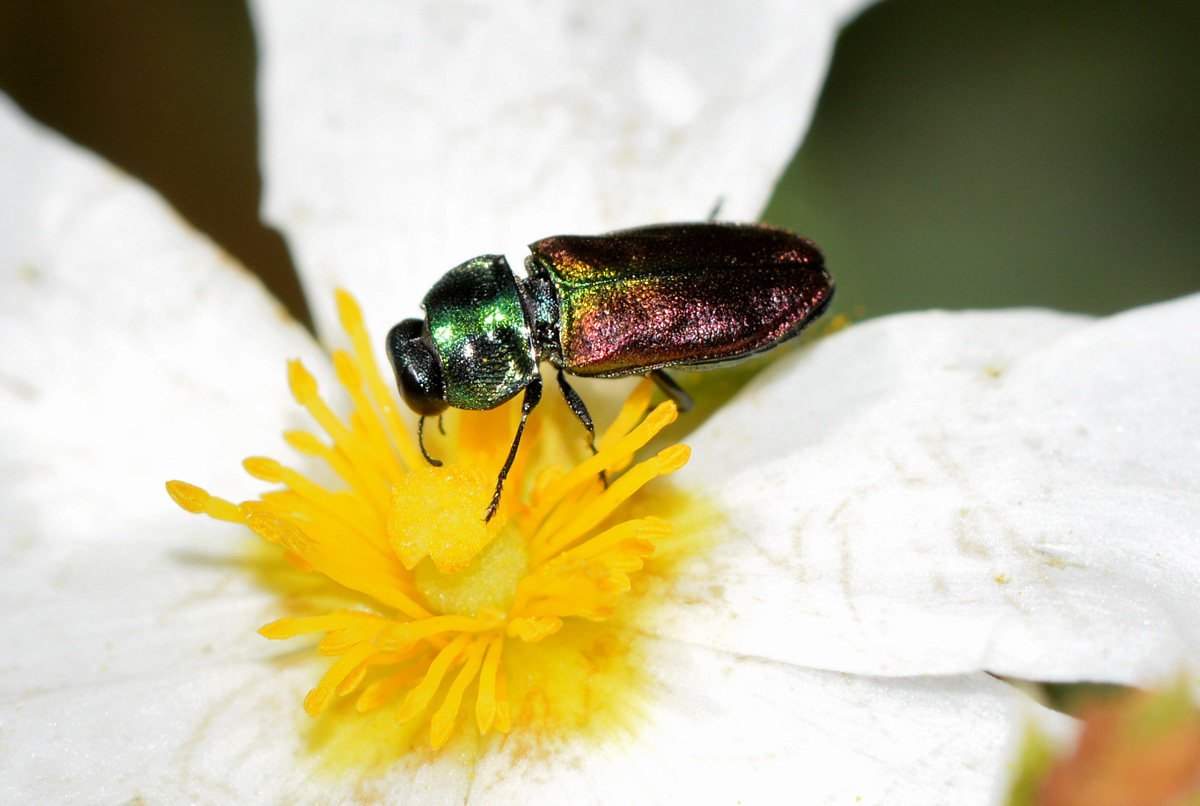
[418,416,443,467]
[436,413,446,436]
[707,196,725,222]
[485,376,543,522]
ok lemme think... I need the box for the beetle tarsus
[485,376,543,522]
[650,369,694,413]
[418,416,443,467]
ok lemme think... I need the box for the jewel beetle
[387,222,833,521]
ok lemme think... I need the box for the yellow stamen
[397,633,474,723]
[378,614,496,650]
[527,399,678,544]
[568,516,672,561]
[258,610,385,640]
[244,513,430,619]
[533,443,690,562]
[356,661,429,713]
[304,640,378,717]
[595,377,655,473]
[430,637,489,749]
[332,349,407,487]
[164,480,242,522]
[335,289,423,472]
[506,615,563,641]
[492,665,510,735]
[244,457,384,546]
[289,361,395,516]
[475,633,505,734]
[338,646,426,698]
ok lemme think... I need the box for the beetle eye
[387,319,449,416]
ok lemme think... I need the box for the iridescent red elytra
[387,222,834,520]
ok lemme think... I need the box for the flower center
[411,510,529,617]
[167,289,689,754]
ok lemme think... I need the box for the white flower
[2,3,1197,804]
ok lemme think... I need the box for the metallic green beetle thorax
[423,255,538,410]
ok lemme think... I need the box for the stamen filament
[527,476,602,552]
[340,646,430,698]
[259,610,385,640]
[357,662,429,713]
[378,614,497,650]
[245,512,430,618]
[244,457,384,538]
[256,489,394,565]
[596,378,655,471]
[493,667,510,734]
[430,637,489,748]
[475,633,505,734]
[568,517,672,561]
[283,429,387,518]
[397,633,473,723]
[319,621,390,655]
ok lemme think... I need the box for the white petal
[0,96,325,692]
[252,0,870,339]
[661,296,1200,682]
[471,635,1034,805]
[1,661,474,805]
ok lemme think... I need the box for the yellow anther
[245,512,310,553]
[165,480,244,522]
[242,457,284,483]
[283,430,325,455]
[303,641,376,717]
[164,480,207,513]
[507,615,563,642]
[287,359,319,405]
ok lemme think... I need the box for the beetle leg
[650,369,694,413]
[486,377,543,522]
[556,369,607,489]
[418,416,443,467]
[555,370,597,451]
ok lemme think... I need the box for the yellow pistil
[167,290,689,752]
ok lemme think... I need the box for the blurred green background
[1,0,1197,331]
[763,0,1200,319]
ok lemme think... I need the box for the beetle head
[387,318,450,416]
